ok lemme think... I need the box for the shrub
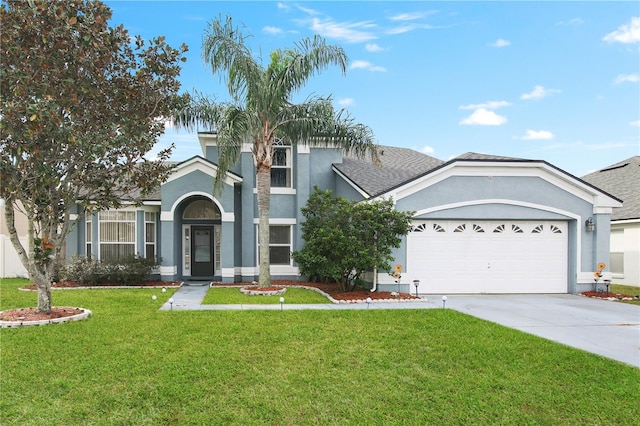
[293,187,414,291]
[61,256,158,285]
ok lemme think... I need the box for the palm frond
[202,16,262,103]
[172,92,225,132]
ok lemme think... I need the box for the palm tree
[174,16,379,288]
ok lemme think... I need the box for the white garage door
[407,220,568,294]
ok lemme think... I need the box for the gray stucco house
[582,156,639,287]
[65,133,621,294]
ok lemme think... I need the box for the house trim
[161,192,234,223]
[165,156,243,187]
[381,161,622,209]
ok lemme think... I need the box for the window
[145,212,156,260]
[610,252,624,274]
[85,214,92,257]
[99,210,135,261]
[268,225,292,265]
[271,143,292,188]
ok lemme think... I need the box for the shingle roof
[581,156,640,221]
[333,145,445,197]
[454,152,531,161]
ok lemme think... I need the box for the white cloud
[490,38,511,48]
[338,98,354,107]
[603,17,640,44]
[309,18,377,43]
[296,4,321,16]
[349,60,387,72]
[277,2,290,11]
[263,26,282,35]
[389,12,429,22]
[420,145,435,154]
[459,100,511,110]
[459,108,507,126]
[365,43,385,52]
[555,18,584,26]
[519,130,554,140]
[630,120,640,127]
[521,85,561,100]
[613,73,640,84]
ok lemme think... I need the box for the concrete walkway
[161,283,640,368]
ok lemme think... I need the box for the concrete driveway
[443,294,640,368]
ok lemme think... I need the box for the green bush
[293,187,414,291]
[61,255,158,285]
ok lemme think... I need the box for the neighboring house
[0,200,29,278]
[582,156,639,287]
[58,133,620,294]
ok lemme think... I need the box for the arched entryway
[181,197,221,278]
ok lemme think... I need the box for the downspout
[370,267,377,292]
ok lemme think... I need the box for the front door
[191,226,214,276]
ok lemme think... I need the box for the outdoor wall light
[585,217,595,232]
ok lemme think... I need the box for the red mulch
[0,307,84,322]
[581,291,635,300]
[214,280,420,301]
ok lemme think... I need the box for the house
[0,200,29,278]
[58,134,620,293]
[582,156,639,287]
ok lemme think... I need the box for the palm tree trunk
[256,166,272,288]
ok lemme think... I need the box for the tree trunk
[35,276,53,313]
[256,166,272,288]
[4,200,54,313]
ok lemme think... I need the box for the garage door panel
[407,221,567,294]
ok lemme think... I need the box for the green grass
[1,278,639,425]
[610,284,640,306]
[202,286,330,304]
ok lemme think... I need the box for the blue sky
[105,1,639,177]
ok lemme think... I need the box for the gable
[165,156,242,187]
[382,160,622,213]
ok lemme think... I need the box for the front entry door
[191,226,214,276]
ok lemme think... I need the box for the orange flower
[597,262,606,271]
[41,236,54,250]
[594,271,602,278]
[392,272,401,279]
[394,264,403,272]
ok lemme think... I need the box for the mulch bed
[581,291,636,301]
[0,307,84,322]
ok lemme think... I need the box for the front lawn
[1,278,638,425]
[202,286,330,304]
[611,284,640,306]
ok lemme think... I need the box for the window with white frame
[145,212,156,260]
[271,141,292,188]
[268,225,292,265]
[99,210,135,261]
[85,214,92,257]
